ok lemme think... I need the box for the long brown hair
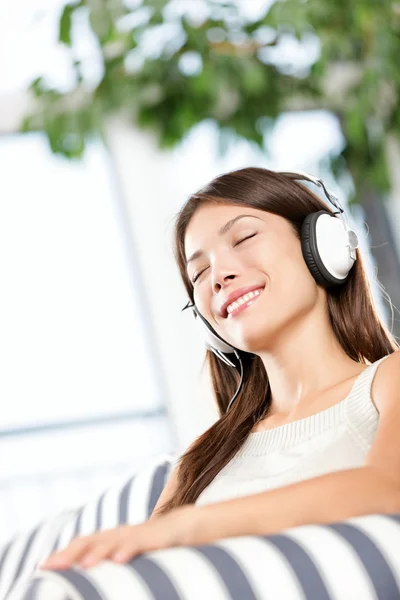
[155,167,399,515]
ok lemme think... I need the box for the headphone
[181,170,359,413]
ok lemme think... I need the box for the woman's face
[184,202,322,353]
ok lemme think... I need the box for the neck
[257,305,363,417]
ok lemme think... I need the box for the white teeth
[227,289,263,315]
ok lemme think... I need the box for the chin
[237,315,285,352]
[235,331,270,354]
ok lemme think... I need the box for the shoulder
[371,350,400,415]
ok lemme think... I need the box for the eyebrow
[185,214,263,267]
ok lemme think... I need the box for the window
[0,134,173,542]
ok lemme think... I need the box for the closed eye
[234,233,256,247]
[192,234,257,284]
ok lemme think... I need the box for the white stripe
[31,572,84,600]
[125,471,150,525]
[96,457,165,530]
[83,561,159,600]
[1,512,75,600]
[284,523,377,599]
[126,456,170,525]
[7,575,76,600]
[346,514,400,589]
[55,515,81,554]
[145,546,232,600]
[77,498,99,538]
[40,511,78,554]
[217,536,306,600]
[0,530,36,600]
[97,476,128,531]
[2,575,31,600]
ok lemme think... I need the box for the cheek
[281,260,318,312]
[270,248,314,301]
[280,240,312,281]
[194,288,214,321]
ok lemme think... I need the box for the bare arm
[190,465,400,544]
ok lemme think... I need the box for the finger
[79,541,120,568]
[111,544,140,563]
[111,536,159,563]
[80,529,136,567]
[40,537,92,569]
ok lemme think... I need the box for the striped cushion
[0,455,174,600]
[7,513,400,600]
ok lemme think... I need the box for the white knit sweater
[195,354,389,507]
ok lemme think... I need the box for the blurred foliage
[22,0,400,199]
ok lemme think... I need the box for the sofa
[1,453,400,600]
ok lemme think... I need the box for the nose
[210,252,242,294]
[212,271,237,294]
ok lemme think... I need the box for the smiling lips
[226,288,264,318]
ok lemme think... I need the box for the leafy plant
[22,0,399,199]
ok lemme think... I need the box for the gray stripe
[0,541,14,599]
[327,522,400,599]
[118,476,135,524]
[387,514,400,526]
[20,578,76,600]
[147,462,169,519]
[3,524,42,599]
[73,508,84,537]
[19,578,42,600]
[95,491,106,530]
[195,545,257,600]
[127,555,182,599]
[50,510,80,553]
[51,533,62,554]
[44,568,105,600]
[13,525,42,577]
[0,539,12,578]
[264,534,332,600]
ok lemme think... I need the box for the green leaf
[344,108,367,148]
[59,4,75,46]
[30,77,46,97]
[20,116,34,132]
[89,5,114,44]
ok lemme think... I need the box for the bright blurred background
[0,0,400,544]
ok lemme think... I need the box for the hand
[39,505,198,570]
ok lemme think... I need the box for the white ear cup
[315,213,358,280]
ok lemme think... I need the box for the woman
[41,167,400,570]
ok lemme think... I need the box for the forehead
[184,203,270,262]
[186,202,252,237]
